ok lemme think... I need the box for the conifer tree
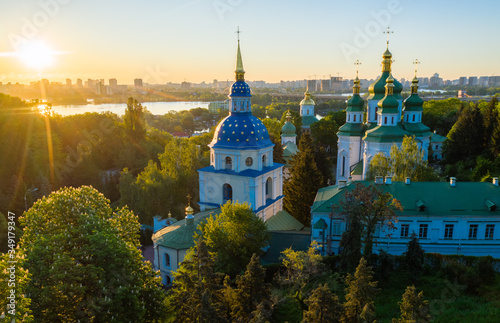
[170,237,224,323]
[249,300,274,323]
[284,132,324,225]
[483,96,499,155]
[339,213,363,273]
[303,284,343,323]
[314,145,333,186]
[444,103,484,164]
[405,233,425,283]
[342,258,378,323]
[392,285,431,323]
[232,254,271,321]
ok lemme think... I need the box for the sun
[18,41,56,70]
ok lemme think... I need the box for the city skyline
[0,0,499,84]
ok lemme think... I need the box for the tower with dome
[299,91,318,133]
[336,39,434,183]
[197,37,284,220]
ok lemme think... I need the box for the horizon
[1,0,499,84]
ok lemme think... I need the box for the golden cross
[413,59,420,77]
[383,27,393,45]
[354,60,361,77]
[236,26,241,41]
[186,193,192,206]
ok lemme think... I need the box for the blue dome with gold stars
[210,114,273,150]
[230,81,251,97]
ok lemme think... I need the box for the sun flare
[18,41,56,70]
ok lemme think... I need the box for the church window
[468,224,478,239]
[223,184,233,203]
[262,155,267,167]
[391,117,394,124]
[435,145,439,150]
[406,115,409,122]
[348,115,350,121]
[412,114,415,122]
[400,224,409,238]
[342,156,346,176]
[419,224,428,238]
[245,157,253,166]
[266,177,272,201]
[332,222,341,236]
[485,224,495,239]
[444,224,454,239]
[307,110,309,115]
[374,107,378,118]
[165,275,171,285]
[164,253,171,268]
[225,157,232,170]
[384,117,387,124]
[354,115,356,122]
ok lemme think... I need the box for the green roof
[377,95,399,114]
[346,94,365,112]
[152,208,222,250]
[368,71,403,100]
[283,141,299,158]
[363,124,410,142]
[403,122,432,137]
[302,115,318,126]
[261,231,311,265]
[266,210,304,231]
[313,218,327,229]
[351,160,364,176]
[312,181,500,216]
[404,93,424,111]
[282,121,296,136]
[430,132,447,143]
[337,122,365,137]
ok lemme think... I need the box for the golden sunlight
[18,40,56,70]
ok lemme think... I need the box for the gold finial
[385,73,395,95]
[383,27,393,47]
[286,109,292,122]
[354,60,361,79]
[413,59,420,78]
[235,27,245,81]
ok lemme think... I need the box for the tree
[338,184,401,265]
[310,117,340,153]
[405,233,425,283]
[483,96,499,156]
[232,254,271,321]
[123,97,146,142]
[342,258,378,323]
[444,103,484,164]
[392,286,431,323]
[303,284,342,323]
[284,133,324,225]
[169,236,225,322]
[200,201,270,277]
[280,241,323,292]
[367,136,437,182]
[18,186,167,322]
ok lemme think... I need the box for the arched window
[353,115,356,122]
[412,114,415,122]
[225,156,232,170]
[384,117,387,124]
[391,117,394,124]
[348,114,350,121]
[342,156,346,176]
[266,177,272,201]
[223,183,232,203]
[165,275,171,286]
[374,107,378,119]
[262,155,267,167]
[164,253,170,268]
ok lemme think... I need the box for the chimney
[338,180,347,188]
[493,177,499,187]
[385,176,392,184]
[450,177,456,187]
[375,176,384,185]
[405,177,411,185]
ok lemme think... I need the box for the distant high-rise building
[459,77,467,86]
[213,79,218,88]
[88,79,96,89]
[468,76,478,86]
[109,78,118,87]
[66,78,72,86]
[134,78,143,87]
[320,79,331,91]
[429,73,443,87]
[180,81,191,89]
[489,76,500,86]
[306,79,317,92]
[76,79,83,87]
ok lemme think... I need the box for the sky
[0,0,499,84]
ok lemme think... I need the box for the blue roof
[210,114,274,150]
[197,162,284,178]
[230,81,251,97]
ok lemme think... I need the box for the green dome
[282,121,296,136]
[403,93,424,111]
[377,76,399,114]
[347,94,365,112]
[368,72,403,100]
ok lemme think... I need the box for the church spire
[411,59,420,94]
[235,27,245,81]
[382,27,393,72]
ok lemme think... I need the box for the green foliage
[284,133,324,225]
[232,254,271,321]
[422,98,462,135]
[123,97,146,141]
[18,186,166,322]
[392,285,431,323]
[169,236,225,322]
[261,117,282,141]
[342,258,378,323]
[405,233,425,283]
[367,136,437,182]
[200,201,270,277]
[303,284,343,323]
[279,242,324,292]
[338,183,401,268]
